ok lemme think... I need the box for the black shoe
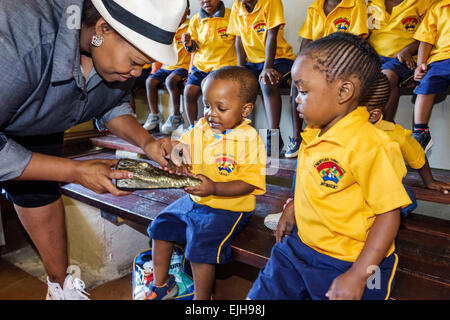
[412,129,433,154]
[266,129,284,157]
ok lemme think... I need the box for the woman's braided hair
[300,32,382,101]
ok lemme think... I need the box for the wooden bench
[61,146,450,299]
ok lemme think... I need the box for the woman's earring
[91,34,104,47]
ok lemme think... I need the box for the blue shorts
[246,58,294,88]
[414,59,450,95]
[248,227,398,300]
[401,185,417,218]
[380,56,414,85]
[185,66,209,87]
[147,195,251,264]
[150,67,188,83]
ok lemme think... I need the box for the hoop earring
[91,34,104,47]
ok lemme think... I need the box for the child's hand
[325,268,367,300]
[425,179,450,194]
[414,63,427,81]
[184,173,216,197]
[259,68,282,85]
[275,198,296,243]
[396,49,415,70]
[181,32,192,48]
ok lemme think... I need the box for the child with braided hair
[248,32,411,300]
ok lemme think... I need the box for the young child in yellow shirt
[227,0,296,157]
[249,32,410,300]
[288,0,369,158]
[181,0,237,127]
[146,66,266,300]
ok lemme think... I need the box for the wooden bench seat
[88,134,450,205]
[61,150,450,299]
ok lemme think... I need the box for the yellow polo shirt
[374,118,425,170]
[413,0,450,64]
[227,0,295,64]
[294,107,411,262]
[179,118,266,212]
[163,19,191,71]
[188,8,237,73]
[368,0,434,58]
[298,0,368,41]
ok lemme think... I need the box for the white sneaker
[143,113,162,131]
[161,115,184,134]
[264,211,282,231]
[46,265,90,300]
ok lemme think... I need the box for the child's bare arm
[275,198,295,243]
[235,36,247,66]
[396,41,419,70]
[260,26,281,85]
[184,173,256,197]
[418,157,450,194]
[414,41,433,81]
[326,209,401,300]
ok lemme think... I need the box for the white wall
[184,0,449,170]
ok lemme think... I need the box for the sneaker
[144,275,178,300]
[266,129,284,157]
[264,211,282,231]
[143,113,162,131]
[46,265,90,300]
[161,115,184,134]
[284,136,302,158]
[412,128,433,154]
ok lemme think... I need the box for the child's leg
[145,76,162,114]
[382,69,401,122]
[190,262,215,300]
[165,73,184,116]
[151,239,174,286]
[260,82,282,130]
[414,93,436,125]
[183,84,202,126]
[290,84,303,139]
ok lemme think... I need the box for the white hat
[91,0,187,66]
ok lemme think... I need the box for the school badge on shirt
[401,16,419,32]
[216,156,236,176]
[334,17,351,31]
[314,158,346,189]
[253,20,267,35]
[217,27,230,39]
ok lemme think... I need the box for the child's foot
[284,136,302,158]
[412,128,433,154]
[144,275,178,300]
[143,113,162,131]
[161,115,184,134]
[264,211,282,231]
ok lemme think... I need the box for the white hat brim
[91,0,178,66]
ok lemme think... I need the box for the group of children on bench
[140,0,450,300]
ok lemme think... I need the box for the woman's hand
[74,159,133,196]
[275,198,296,243]
[184,174,216,197]
[143,137,191,173]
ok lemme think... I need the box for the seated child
[363,73,450,196]
[248,32,411,300]
[227,0,296,157]
[367,0,434,122]
[143,2,191,134]
[181,0,237,127]
[288,0,369,158]
[412,0,450,153]
[146,66,266,300]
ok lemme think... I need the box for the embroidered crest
[401,16,419,32]
[216,156,235,176]
[176,36,183,45]
[314,158,346,189]
[217,27,229,39]
[334,17,351,31]
[253,21,267,35]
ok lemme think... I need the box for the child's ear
[241,103,254,118]
[337,80,356,104]
[368,108,382,123]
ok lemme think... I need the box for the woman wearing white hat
[0,0,189,299]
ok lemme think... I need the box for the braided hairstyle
[360,72,391,111]
[300,32,382,101]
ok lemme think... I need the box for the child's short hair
[202,66,259,104]
[360,72,391,111]
[300,32,381,100]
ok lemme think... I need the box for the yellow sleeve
[235,136,267,195]
[398,127,426,170]
[298,8,315,40]
[227,2,240,36]
[351,142,412,214]
[267,0,286,30]
[187,15,199,43]
[413,3,437,45]
[350,1,369,37]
